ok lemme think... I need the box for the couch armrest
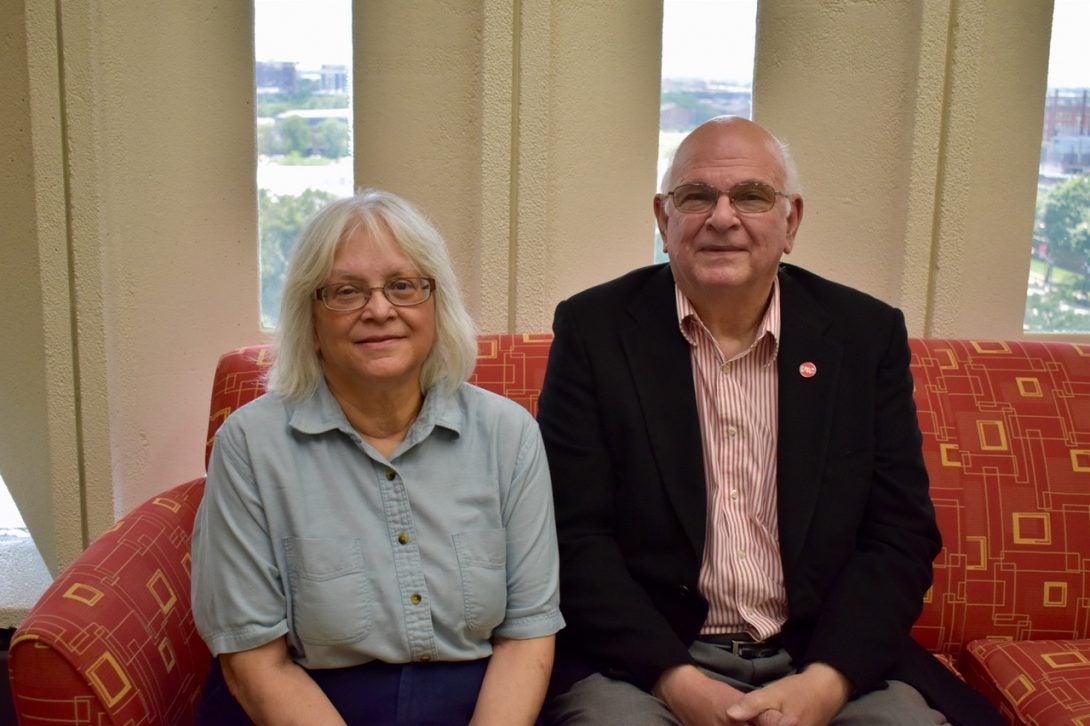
[7,478,211,725]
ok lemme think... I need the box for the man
[537,117,1001,725]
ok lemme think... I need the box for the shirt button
[727,425,738,437]
[721,362,733,374]
[738,548,746,560]
[730,489,739,501]
[385,469,396,481]
[410,592,422,605]
[419,654,431,662]
[397,532,410,545]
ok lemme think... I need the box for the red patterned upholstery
[908,339,1090,725]
[7,478,209,725]
[961,639,1090,724]
[10,335,1090,725]
[468,333,554,414]
[205,344,275,468]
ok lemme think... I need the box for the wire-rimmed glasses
[664,180,789,215]
[314,277,436,311]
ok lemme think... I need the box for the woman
[192,189,563,725]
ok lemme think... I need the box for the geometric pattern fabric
[961,639,1090,725]
[10,336,1090,725]
[908,339,1090,725]
[7,478,209,725]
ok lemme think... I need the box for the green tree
[1039,174,1090,283]
[1024,285,1090,332]
[259,188,338,327]
[314,118,350,159]
[256,91,349,119]
[278,116,312,157]
[257,123,283,157]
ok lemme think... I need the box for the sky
[256,0,1089,88]
[1048,0,1090,88]
[660,0,757,83]
[255,0,351,67]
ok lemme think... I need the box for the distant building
[1045,134,1090,175]
[256,61,297,95]
[1043,88,1089,139]
[1041,88,1090,174]
[320,65,349,94]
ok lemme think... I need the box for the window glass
[1024,0,1090,333]
[0,470,52,607]
[656,0,757,262]
[256,0,353,328]
[0,473,27,531]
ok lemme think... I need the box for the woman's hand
[221,636,346,726]
[469,635,555,726]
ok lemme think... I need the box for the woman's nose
[358,289,397,319]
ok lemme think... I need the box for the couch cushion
[961,638,1090,724]
[907,339,1090,661]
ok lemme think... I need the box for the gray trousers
[544,640,950,726]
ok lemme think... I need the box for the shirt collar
[288,377,465,443]
[675,277,782,366]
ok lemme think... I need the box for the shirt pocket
[452,528,507,634]
[284,537,374,645]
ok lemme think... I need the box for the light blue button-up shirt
[192,378,564,668]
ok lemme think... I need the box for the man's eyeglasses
[314,277,436,312]
[664,181,789,215]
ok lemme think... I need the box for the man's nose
[706,192,740,228]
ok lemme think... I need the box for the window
[656,0,757,262]
[0,473,26,532]
[1023,0,1090,333]
[255,0,354,328]
[0,471,53,613]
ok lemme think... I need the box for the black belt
[699,632,783,659]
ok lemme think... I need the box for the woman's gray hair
[266,189,478,401]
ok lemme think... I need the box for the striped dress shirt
[675,281,788,640]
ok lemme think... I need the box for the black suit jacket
[537,263,1001,725]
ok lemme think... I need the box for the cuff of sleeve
[205,621,290,657]
[492,610,565,640]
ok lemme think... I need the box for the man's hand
[724,662,850,726]
[653,665,788,726]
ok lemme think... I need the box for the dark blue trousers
[197,656,489,725]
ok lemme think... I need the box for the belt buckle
[730,638,773,659]
[730,638,754,657]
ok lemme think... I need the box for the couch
[7,335,1090,725]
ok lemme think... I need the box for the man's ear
[653,194,670,251]
[783,195,804,254]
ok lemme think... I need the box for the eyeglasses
[664,181,789,215]
[314,277,436,311]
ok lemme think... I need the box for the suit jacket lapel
[621,266,707,557]
[776,267,842,575]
